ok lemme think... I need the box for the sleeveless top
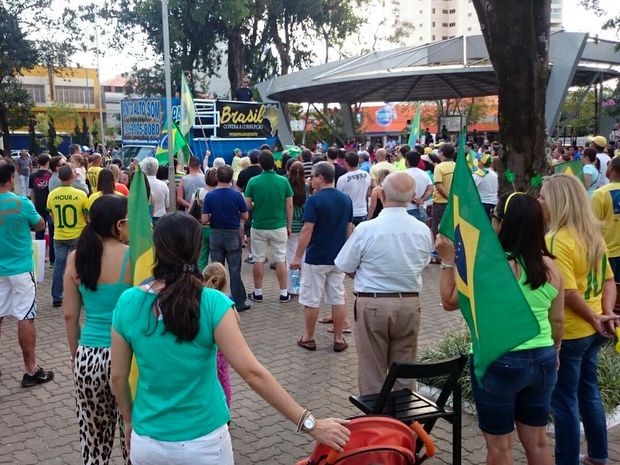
[511,258,558,351]
[78,249,131,348]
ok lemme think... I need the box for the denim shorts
[470,346,557,435]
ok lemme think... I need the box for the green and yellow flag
[127,166,155,397]
[155,119,189,165]
[554,159,584,185]
[407,104,421,147]
[439,134,540,382]
[180,73,196,138]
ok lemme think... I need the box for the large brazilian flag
[439,135,540,382]
[127,166,155,396]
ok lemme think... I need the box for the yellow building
[18,65,102,133]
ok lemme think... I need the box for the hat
[233,148,242,154]
[480,153,493,167]
[81,145,91,153]
[588,135,607,148]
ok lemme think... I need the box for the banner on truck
[121,99,163,144]
[216,100,279,138]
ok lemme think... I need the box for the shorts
[470,346,557,435]
[0,272,37,320]
[298,263,345,308]
[130,424,233,465]
[251,227,287,262]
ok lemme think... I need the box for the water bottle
[289,269,301,295]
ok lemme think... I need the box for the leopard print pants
[74,346,130,465]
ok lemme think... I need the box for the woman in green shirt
[110,212,350,465]
[64,195,131,465]
[437,192,564,465]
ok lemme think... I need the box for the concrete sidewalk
[1,260,618,464]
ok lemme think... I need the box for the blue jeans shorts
[470,346,557,435]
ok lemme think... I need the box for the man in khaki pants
[335,172,433,394]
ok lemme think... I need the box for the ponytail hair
[75,195,128,290]
[152,212,203,342]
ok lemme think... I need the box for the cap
[587,135,607,148]
[479,153,493,167]
[234,148,242,154]
[81,146,92,153]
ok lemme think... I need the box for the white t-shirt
[147,176,170,218]
[336,169,370,217]
[405,167,433,210]
[597,152,611,186]
[473,169,498,205]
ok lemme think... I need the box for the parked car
[114,145,156,169]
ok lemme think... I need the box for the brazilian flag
[554,159,584,185]
[439,135,540,382]
[155,119,190,165]
[127,166,155,397]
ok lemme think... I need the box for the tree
[472,1,551,191]
[47,116,59,156]
[559,87,597,136]
[0,6,38,152]
[580,1,620,37]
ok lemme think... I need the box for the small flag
[180,73,196,138]
[439,134,540,382]
[407,104,421,147]
[554,159,584,185]
[155,119,189,165]
[127,166,155,397]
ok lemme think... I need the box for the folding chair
[349,354,468,465]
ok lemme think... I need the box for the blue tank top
[79,249,131,348]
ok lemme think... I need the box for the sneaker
[52,300,62,308]
[279,293,293,303]
[244,256,255,264]
[248,292,263,302]
[237,303,251,312]
[21,367,54,387]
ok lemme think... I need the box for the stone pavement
[1,256,618,464]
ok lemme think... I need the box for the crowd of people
[0,130,619,465]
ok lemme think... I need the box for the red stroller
[295,415,435,465]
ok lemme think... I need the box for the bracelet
[440,262,454,269]
[296,409,309,433]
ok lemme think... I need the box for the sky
[54,0,620,82]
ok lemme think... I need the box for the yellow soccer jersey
[591,182,620,258]
[86,166,103,193]
[47,186,88,240]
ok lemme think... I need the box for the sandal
[297,337,316,351]
[333,340,348,352]
[327,326,352,334]
[318,316,333,324]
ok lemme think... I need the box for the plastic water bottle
[289,269,301,295]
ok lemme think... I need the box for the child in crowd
[70,154,88,185]
[202,262,239,407]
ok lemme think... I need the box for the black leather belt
[353,292,419,298]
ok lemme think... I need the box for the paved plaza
[1,254,618,465]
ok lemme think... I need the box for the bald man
[369,148,396,188]
[335,172,433,395]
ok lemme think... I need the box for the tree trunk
[0,109,11,154]
[227,26,244,98]
[472,0,551,192]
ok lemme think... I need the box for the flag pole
[161,0,176,212]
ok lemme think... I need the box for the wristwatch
[302,413,316,433]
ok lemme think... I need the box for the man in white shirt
[335,172,433,395]
[588,135,610,186]
[404,150,433,223]
[336,152,371,226]
[140,157,170,223]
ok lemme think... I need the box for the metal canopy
[259,31,620,105]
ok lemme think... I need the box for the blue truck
[118,97,279,168]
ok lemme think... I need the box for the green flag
[438,134,540,382]
[155,120,189,165]
[407,104,421,147]
[127,166,155,398]
[554,159,584,185]
[180,73,196,137]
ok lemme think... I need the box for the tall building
[348,0,563,53]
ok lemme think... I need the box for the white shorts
[251,227,287,262]
[0,272,37,320]
[131,424,233,465]
[298,263,345,308]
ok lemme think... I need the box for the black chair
[349,354,468,465]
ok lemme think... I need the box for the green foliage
[580,1,620,36]
[559,87,597,135]
[418,331,473,405]
[47,116,59,156]
[420,332,620,416]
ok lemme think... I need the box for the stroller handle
[324,420,435,464]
